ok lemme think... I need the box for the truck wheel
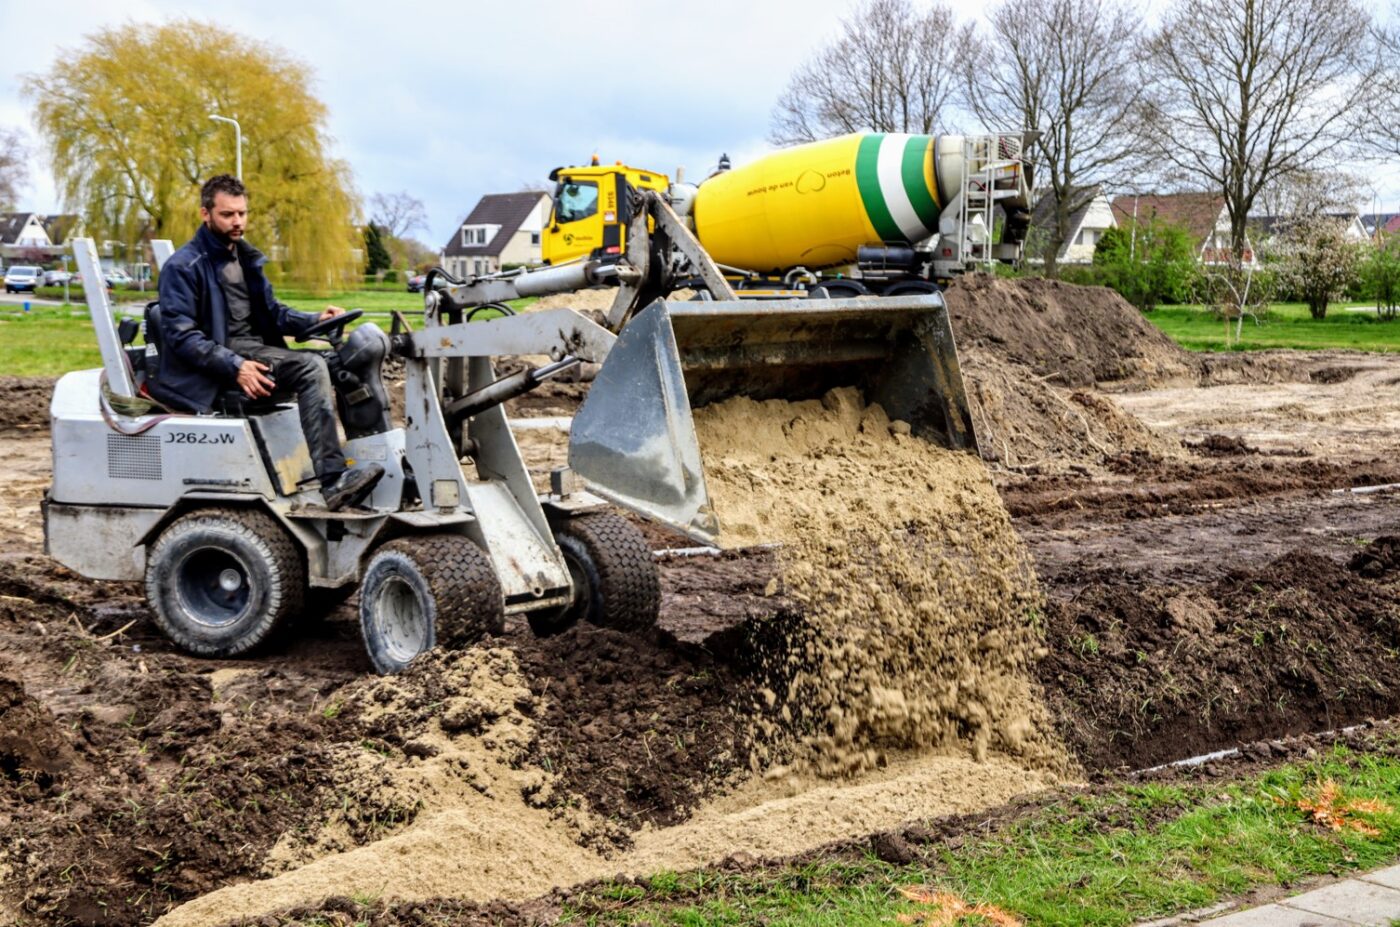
[144,508,305,657]
[359,534,504,674]
[535,513,659,636]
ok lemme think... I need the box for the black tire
[534,512,659,636]
[808,280,868,299]
[358,534,504,674]
[144,507,305,657]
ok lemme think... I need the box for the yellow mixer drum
[692,133,965,274]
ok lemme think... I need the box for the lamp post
[208,113,242,179]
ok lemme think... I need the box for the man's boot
[322,463,386,512]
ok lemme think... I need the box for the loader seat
[141,303,281,416]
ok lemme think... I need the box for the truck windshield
[555,181,599,223]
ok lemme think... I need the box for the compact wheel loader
[45,200,978,672]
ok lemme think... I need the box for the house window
[531,232,540,246]
[1077,229,1097,247]
[461,226,491,247]
[474,259,484,275]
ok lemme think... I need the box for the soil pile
[1038,540,1400,771]
[937,278,1192,469]
[692,387,1069,778]
[0,377,52,432]
[943,275,1198,389]
[962,347,1181,470]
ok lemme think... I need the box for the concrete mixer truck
[540,131,1035,296]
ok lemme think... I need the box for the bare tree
[769,0,971,145]
[965,0,1147,277]
[1142,0,1376,259]
[369,191,428,239]
[0,128,29,210]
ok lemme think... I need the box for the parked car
[406,273,427,293]
[3,266,43,294]
[72,273,114,291]
[43,269,72,286]
[104,268,134,287]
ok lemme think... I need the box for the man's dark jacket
[151,224,319,412]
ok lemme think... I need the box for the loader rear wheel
[359,534,504,674]
[531,513,659,636]
[145,507,305,657]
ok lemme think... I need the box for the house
[1110,193,1254,265]
[0,212,83,264]
[1362,213,1400,238]
[440,192,551,278]
[1252,212,1369,245]
[1026,184,1116,264]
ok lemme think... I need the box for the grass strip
[1145,302,1400,353]
[561,742,1400,927]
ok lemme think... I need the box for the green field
[555,743,1400,927]
[1146,302,1400,353]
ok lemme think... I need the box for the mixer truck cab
[543,159,669,265]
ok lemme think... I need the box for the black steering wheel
[295,309,363,343]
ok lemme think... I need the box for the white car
[43,269,72,286]
[3,265,43,293]
[104,268,134,287]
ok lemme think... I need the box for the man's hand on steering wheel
[296,307,364,342]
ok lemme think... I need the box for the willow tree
[24,20,360,293]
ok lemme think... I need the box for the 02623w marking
[164,432,236,445]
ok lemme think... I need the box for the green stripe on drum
[856,134,903,242]
[901,135,941,230]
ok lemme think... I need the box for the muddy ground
[3,279,1400,924]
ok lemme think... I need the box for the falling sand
[694,388,1070,778]
[155,389,1072,926]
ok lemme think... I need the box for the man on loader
[152,174,383,511]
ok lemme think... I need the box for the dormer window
[461,225,494,246]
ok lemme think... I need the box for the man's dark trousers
[232,343,346,485]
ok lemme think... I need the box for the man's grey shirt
[218,252,260,350]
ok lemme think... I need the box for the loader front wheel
[359,534,504,674]
[145,507,305,657]
[534,513,659,636]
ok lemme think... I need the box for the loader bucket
[568,294,977,543]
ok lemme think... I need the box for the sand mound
[945,275,1200,389]
[693,388,1070,778]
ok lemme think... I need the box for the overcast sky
[4,0,1399,250]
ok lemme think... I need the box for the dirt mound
[962,348,1182,470]
[0,677,77,791]
[944,276,1199,389]
[1350,536,1400,579]
[1038,549,1400,772]
[0,377,53,432]
[692,388,1070,778]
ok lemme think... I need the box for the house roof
[1111,193,1224,244]
[1251,212,1364,236]
[442,192,547,258]
[1029,184,1105,238]
[0,212,35,246]
[39,214,80,245]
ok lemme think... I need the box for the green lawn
[1147,301,1400,353]
[557,742,1400,927]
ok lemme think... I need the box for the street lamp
[208,113,242,179]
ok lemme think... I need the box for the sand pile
[693,387,1070,778]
